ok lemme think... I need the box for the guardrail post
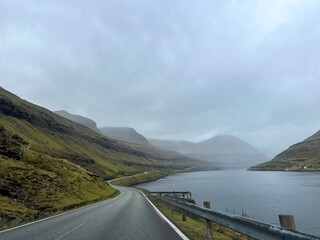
[203,201,213,239]
[170,204,174,213]
[182,209,186,221]
[157,195,317,239]
[279,215,296,231]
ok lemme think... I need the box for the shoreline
[248,168,320,172]
[124,167,320,188]
[112,165,219,187]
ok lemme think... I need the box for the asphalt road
[0,185,186,240]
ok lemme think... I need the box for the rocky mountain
[54,110,99,131]
[250,130,320,171]
[150,135,269,169]
[99,127,151,146]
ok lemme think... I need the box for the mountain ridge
[99,126,151,146]
[54,110,99,131]
[55,110,152,146]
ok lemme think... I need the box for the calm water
[138,170,320,236]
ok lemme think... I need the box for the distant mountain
[150,135,269,169]
[149,139,195,153]
[55,110,151,146]
[250,131,320,171]
[54,110,99,131]
[99,127,151,146]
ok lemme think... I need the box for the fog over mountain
[150,135,269,169]
[55,110,151,146]
[53,108,269,167]
[100,127,151,146]
[55,110,99,131]
[1,0,320,156]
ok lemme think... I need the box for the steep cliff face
[55,110,99,132]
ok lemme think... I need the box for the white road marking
[55,221,86,240]
[0,196,120,234]
[0,172,140,235]
[1,172,186,240]
[137,190,189,240]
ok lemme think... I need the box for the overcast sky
[1,0,320,157]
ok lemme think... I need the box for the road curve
[0,185,185,240]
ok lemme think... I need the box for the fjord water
[138,170,320,236]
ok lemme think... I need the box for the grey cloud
[1,0,320,157]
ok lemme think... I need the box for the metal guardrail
[150,191,192,199]
[156,195,320,240]
[150,191,190,194]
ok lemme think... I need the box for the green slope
[249,131,320,171]
[0,126,118,229]
[0,152,118,229]
[0,87,198,179]
[0,86,199,229]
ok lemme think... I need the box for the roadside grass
[150,198,252,240]
[0,152,119,230]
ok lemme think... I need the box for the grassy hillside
[0,121,117,229]
[0,86,201,229]
[0,87,198,179]
[0,141,118,229]
[249,131,320,171]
